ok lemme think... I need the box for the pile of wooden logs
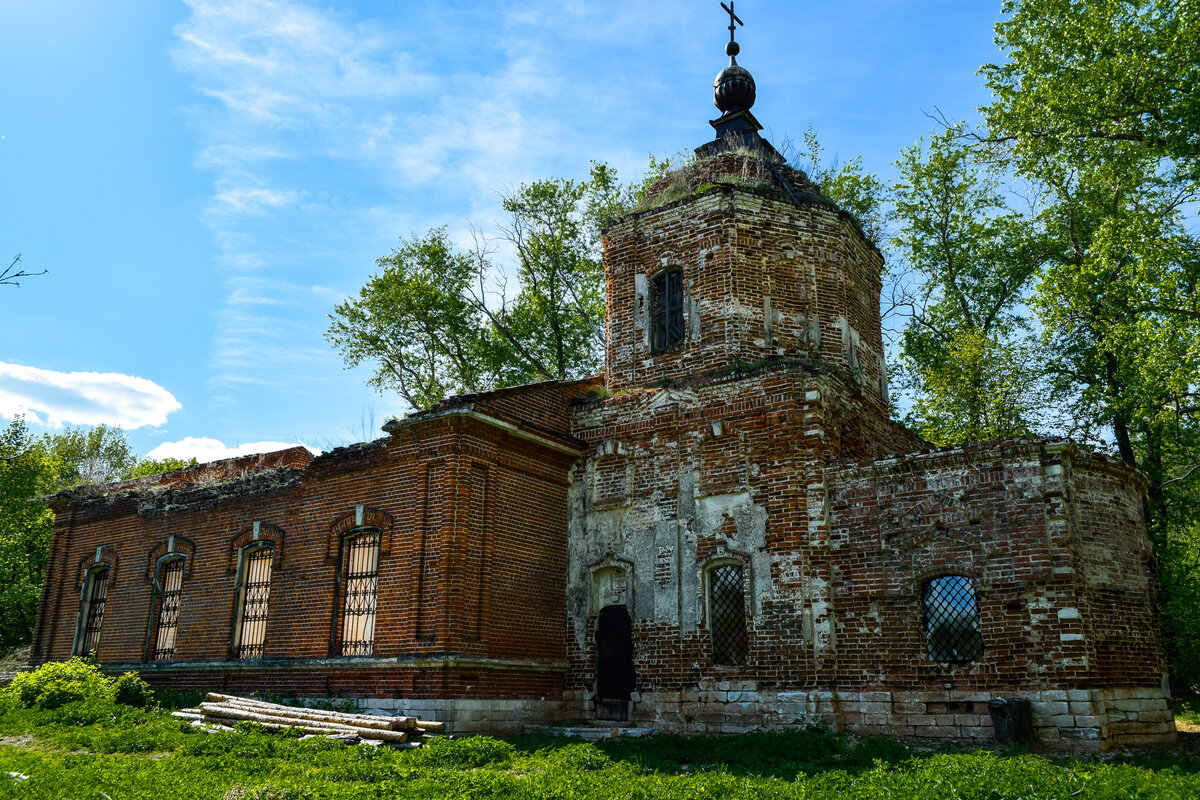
[172,693,445,746]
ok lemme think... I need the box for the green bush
[5,657,114,710]
[113,671,155,708]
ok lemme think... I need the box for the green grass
[1175,697,1200,726]
[0,704,1198,799]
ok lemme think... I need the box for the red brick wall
[566,364,920,697]
[602,185,888,407]
[824,440,1167,694]
[34,412,578,700]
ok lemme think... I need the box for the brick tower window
[922,575,984,663]
[340,528,381,656]
[75,565,110,657]
[651,268,685,352]
[707,562,748,665]
[234,544,273,659]
[152,557,185,661]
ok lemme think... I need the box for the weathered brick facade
[32,144,1173,749]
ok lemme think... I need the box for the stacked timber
[183,693,446,746]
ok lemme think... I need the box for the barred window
[340,529,381,656]
[75,566,110,657]
[923,575,984,663]
[707,563,748,665]
[650,268,684,352]
[236,545,273,659]
[152,557,185,661]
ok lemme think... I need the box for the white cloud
[146,436,317,463]
[0,362,181,429]
[213,186,298,214]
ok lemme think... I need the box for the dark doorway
[595,605,635,721]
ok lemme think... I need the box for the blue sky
[1,0,1001,461]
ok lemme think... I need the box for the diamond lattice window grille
[340,529,381,657]
[922,575,984,663]
[709,563,748,665]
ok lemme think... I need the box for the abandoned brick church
[31,22,1175,749]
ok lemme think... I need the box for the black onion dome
[714,42,755,113]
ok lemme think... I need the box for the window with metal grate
[340,529,381,656]
[152,558,185,661]
[922,575,984,663]
[76,566,110,657]
[650,268,685,352]
[237,545,273,659]
[708,563,748,665]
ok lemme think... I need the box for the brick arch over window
[227,522,286,575]
[144,536,196,582]
[76,546,120,591]
[327,505,393,562]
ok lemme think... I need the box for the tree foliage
[0,418,56,648]
[982,0,1200,178]
[327,164,619,409]
[890,131,1043,445]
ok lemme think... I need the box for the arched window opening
[708,562,748,665]
[651,268,685,352]
[152,557,185,661]
[75,566,110,657]
[922,575,984,663]
[235,544,273,659]
[340,529,381,656]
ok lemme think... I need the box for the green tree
[126,456,198,479]
[891,131,1043,445]
[982,0,1200,179]
[40,424,137,490]
[327,165,617,409]
[0,418,55,648]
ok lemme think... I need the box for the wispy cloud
[170,0,700,437]
[146,436,316,462]
[0,362,181,429]
[213,185,298,214]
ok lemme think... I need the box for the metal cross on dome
[721,1,744,46]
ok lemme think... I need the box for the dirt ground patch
[0,646,31,686]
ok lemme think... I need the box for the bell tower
[600,4,889,407]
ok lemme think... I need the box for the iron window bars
[651,268,685,352]
[152,558,184,661]
[237,546,273,659]
[709,563,748,665]
[922,575,984,663]
[340,529,381,656]
[77,567,110,657]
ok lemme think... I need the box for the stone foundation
[357,697,573,735]
[547,684,1176,750]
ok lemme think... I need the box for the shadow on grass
[509,724,1200,780]
[508,726,915,780]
